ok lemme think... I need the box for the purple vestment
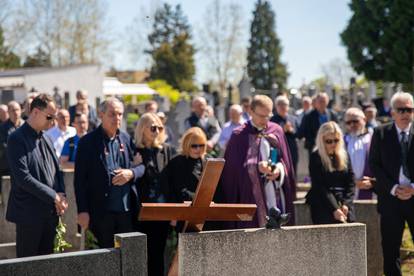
[220,121,296,229]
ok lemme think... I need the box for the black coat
[270,113,299,170]
[136,144,175,203]
[297,109,338,151]
[306,151,355,223]
[162,155,203,203]
[74,125,143,222]
[369,122,414,214]
[6,123,64,224]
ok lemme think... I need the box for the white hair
[192,96,207,106]
[229,104,243,113]
[390,92,414,109]
[345,107,365,120]
[275,95,289,106]
[99,97,123,113]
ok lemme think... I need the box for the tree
[247,0,288,91]
[0,25,20,69]
[147,3,196,91]
[23,46,51,67]
[7,0,110,66]
[199,0,245,95]
[341,0,414,89]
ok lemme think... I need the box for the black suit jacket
[74,125,143,221]
[297,109,338,150]
[369,122,414,213]
[6,123,64,224]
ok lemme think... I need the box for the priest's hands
[78,212,90,229]
[55,193,68,216]
[112,169,134,186]
[258,161,280,181]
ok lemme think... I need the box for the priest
[219,95,296,229]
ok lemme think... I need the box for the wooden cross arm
[138,202,257,221]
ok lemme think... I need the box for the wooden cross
[138,158,257,275]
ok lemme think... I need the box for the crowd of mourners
[1,88,413,276]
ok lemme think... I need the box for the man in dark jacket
[271,95,299,174]
[6,94,67,257]
[297,92,338,158]
[74,97,144,248]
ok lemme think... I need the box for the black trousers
[136,221,169,276]
[380,199,414,276]
[90,211,133,248]
[16,216,58,258]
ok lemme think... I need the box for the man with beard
[343,107,375,200]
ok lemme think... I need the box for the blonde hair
[179,127,207,158]
[134,112,166,149]
[315,121,348,172]
[251,95,273,112]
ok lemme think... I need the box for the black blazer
[306,151,355,218]
[136,144,175,203]
[270,113,299,167]
[74,125,143,220]
[297,109,338,150]
[369,122,414,213]
[6,123,64,224]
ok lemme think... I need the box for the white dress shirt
[45,126,76,158]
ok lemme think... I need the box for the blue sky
[107,0,352,88]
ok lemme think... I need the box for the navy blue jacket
[297,109,338,150]
[6,122,64,224]
[74,125,143,220]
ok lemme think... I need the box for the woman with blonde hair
[305,121,355,224]
[162,127,207,203]
[134,112,175,276]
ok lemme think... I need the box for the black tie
[401,132,410,178]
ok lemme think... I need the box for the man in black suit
[369,92,414,276]
[74,97,144,248]
[297,92,338,158]
[6,94,68,257]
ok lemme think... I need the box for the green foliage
[148,79,181,105]
[23,46,51,67]
[54,217,72,253]
[85,229,99,250]
[341,0,414,88]
[147,4,196,92]
[0,26,21,69]
[247,0,288,91]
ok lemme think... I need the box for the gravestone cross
[138,158,257,275]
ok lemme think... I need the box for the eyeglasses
[324,138,340,145]
[345,119,359,125]
[39,110,56,121]
[395,107,414,114]
[190,144,205,149]
[252,110,273,120]
[150,125,164,133]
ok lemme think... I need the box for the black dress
[306,150,355,224]
[135,143,175,276]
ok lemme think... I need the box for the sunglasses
[345,120,359,125]
[150,125,164,133]
[395,107,414,114]
[190,144,205,149]
[324,138,340,145]
[39,110,56,121]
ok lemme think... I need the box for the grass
[401,224,414,275]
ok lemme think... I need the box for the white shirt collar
[395,123,411,136]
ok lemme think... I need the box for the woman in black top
[134,112,175,276]
[306,121,355,224]
[163,127,207,217]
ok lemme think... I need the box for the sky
[107,0,353,88]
